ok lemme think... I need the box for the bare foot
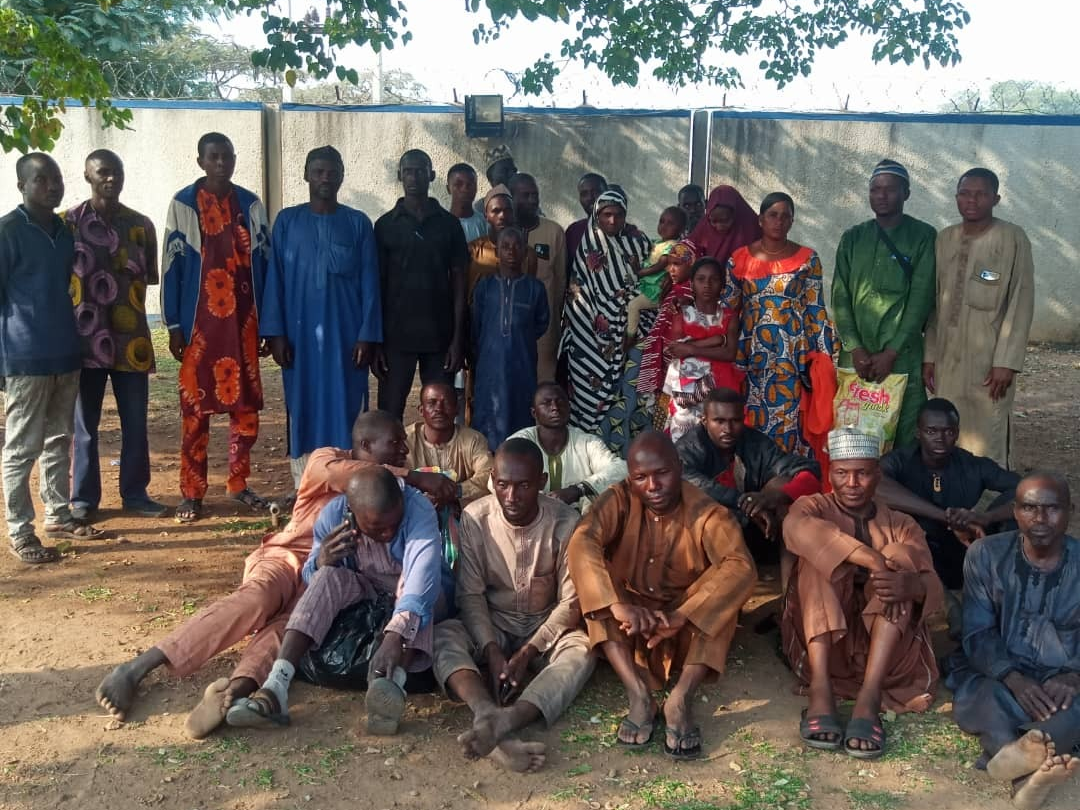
[989,730,1055,782]
[1013,755,1080,810]
[184,678,233,740]
[95,662,141,720]
[489,739,546,773]
[458,707,518,758]
[617,690,658,745]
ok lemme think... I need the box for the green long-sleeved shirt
[831,215,937,359]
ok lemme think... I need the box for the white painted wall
[708,112,1080,341]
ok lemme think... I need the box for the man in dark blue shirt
[0,153,101,563]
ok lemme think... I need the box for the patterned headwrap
[827,427,881,460]
[484,144,514,172]
[870,159,909,185]
[593,189,628,214]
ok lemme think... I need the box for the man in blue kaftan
[261,146,382,487]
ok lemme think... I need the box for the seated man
[946,473,1080,810]
[227,466,445,735]
[676,387,821,576]
[405,382,493,506]
[509,382,626,511]
[94,411,456,738]
[568,432,755,760]
[878,397,1019,593]
[434,438,594,773]
[782,428,943,759]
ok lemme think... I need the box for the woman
[727,192,835,455]
[559,190,652,437]
[638,185,760,403]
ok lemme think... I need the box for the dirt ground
[2,338,1079,810]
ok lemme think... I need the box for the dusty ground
[2,337,1079,810]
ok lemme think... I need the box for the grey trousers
[433,617,595,726]
[2,372,79,540]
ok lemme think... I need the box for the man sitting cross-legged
[434,438,595,773]
[405,382,493,506]
[95,411,456,737]
[568,432,756,760]
[509,382,626,512]
[676,387,821,585]
[227,466,447,735]
[946,472,1080,809]
[782,428,944,759]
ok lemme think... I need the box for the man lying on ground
[946,472,1080,810]
[434,438,594,773]
[568,432,755,760]
[509,382,626,511]
[782,428,943,759]
[95,411,456,738]
[227,466,446,735]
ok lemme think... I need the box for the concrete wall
[707,111,1080,342]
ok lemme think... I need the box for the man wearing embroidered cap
[832,160,937,447]
[781,427,943,759]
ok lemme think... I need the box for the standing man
[446,163,488,243]
[832,160,937,447]
[162,132,270,522]
[509,173,567,382]
[261,145,382,489]
[564,172,607,270]
[677,184,706,234]
[1,153,102,563]
[374,149,468,421]
[66,149,166,519]
[924,168,1034,468]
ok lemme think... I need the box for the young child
[626,206,689,341]
[662,257,744,441]
[470,226,550,450]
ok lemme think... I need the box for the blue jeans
[72,368,151,508]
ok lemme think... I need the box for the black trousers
[376,347,453,420]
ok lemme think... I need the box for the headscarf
[593,189,627,214]
[687,185,761,265]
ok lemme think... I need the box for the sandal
[230,488,270,511]
[844,716,886,760]
[175,498,203,523]
[44,521,105,540]
[616,708,659,747]
[9,535,59,564]
[663,725,703,760]
[799,708,844,751]
[224,689,290,729]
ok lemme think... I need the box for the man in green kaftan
[832,160,936,447]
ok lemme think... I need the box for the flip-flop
[365,676,406,736]
[616,709,659,747]
[225,690,290,729]
[844,716,886,760]
[8,535,59,564]
[664,725,703,760]
[799,708,844,751]
[43,521,105,540]
[175,498,204,523]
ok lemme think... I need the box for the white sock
[262,659,295,712]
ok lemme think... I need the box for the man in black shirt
[879,397,1018,592]
[373,150,469,419]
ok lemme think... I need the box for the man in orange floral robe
[162,132,271,522]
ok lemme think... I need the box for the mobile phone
[344,509,359,548]
[499,679,514,704]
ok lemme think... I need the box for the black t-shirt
[374,198,469,353]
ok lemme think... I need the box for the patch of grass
[566,762,593,777]
[550,784,589,801]
[74,585,114,602]
[215,517,276,535]
[292,764,318,785]
[317,743,354,776]
[726,765,811,810]
[846,789,905,810]
[883,711,981,763]
[137,746,189,769]
[255,768,274,790]
[180,596,201,615]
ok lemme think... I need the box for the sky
[205,0,1074,112]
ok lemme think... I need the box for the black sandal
[230,489,269,511]
[9,535,59,564]
[799,708,843,751]
[175,498,204,523]
[844,716,886,760]
[664,725,703,760]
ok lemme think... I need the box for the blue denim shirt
[0,206,81,376]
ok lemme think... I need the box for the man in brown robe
[568,432,755,760]
[782,428,944,759]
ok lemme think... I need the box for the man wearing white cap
[781,427,943,760]
[832,159,937,447]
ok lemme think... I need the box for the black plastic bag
[296,592,437,693]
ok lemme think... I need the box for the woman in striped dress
[559,190,653,437]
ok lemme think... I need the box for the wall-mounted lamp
[465,94,504,137]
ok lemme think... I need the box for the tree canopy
[0,0,971,153]
[945,80,1080,115]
